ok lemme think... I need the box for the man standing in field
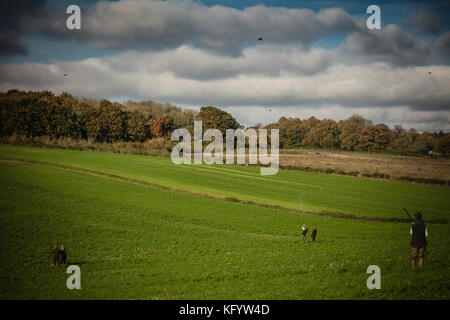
[51,245,59,266]
[410,212,428,267]
[301,224,308,243]
[311,228,317,242]
[59,245,67,265]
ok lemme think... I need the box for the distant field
[0,144,448,221]
[280,149,450,183]
[5,138,449,185]
[0,144,449,299]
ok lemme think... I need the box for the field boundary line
[1,157,447,224]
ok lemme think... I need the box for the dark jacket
[52,247,59,258]
[411,220,427,247]
[59,249,66,263]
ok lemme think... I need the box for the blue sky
[0,0,449,131]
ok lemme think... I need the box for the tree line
[263,115,449,155]
[0,90,448,155]
[0,90,193,143]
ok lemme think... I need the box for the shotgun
[403,208,413,222]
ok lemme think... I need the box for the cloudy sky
[1,0,449,131]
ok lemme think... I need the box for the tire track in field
[1,158,447,224]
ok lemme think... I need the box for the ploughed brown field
[278,149,450,184]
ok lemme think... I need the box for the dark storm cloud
[0,0,47,56]
[0,0,441,68]
[402,11,443,35]
[0,29,27,56]
[424,31,450,64]
[436,31,450,54]
[345,24,430,66]
[18,0,360,55]
[0,0,47,28]
[8,0,437,67]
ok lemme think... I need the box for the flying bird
[64,74,67,77]
[257,37,263,41]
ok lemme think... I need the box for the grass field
[0,144,449,299]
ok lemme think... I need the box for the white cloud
[1,44,449,131]
[101,44,334,79]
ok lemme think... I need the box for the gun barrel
[403,208,413,221]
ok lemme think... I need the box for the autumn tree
[73,102,95,139]
[85,100,128,142]
[150,116,171,138]
[195,106,240,136]
[126,110,147,142]
[338,115,372,151]
[356,124,391,151]
[409,132,434,154]
[303,119,340,148]
[389,125,414,153]
[124,100,195,130]
[433,134,450,154]
[265,117,303,149]
[0,90,79,138]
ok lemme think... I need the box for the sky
[0,0,449,131]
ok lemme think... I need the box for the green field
[0,144,449,299]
